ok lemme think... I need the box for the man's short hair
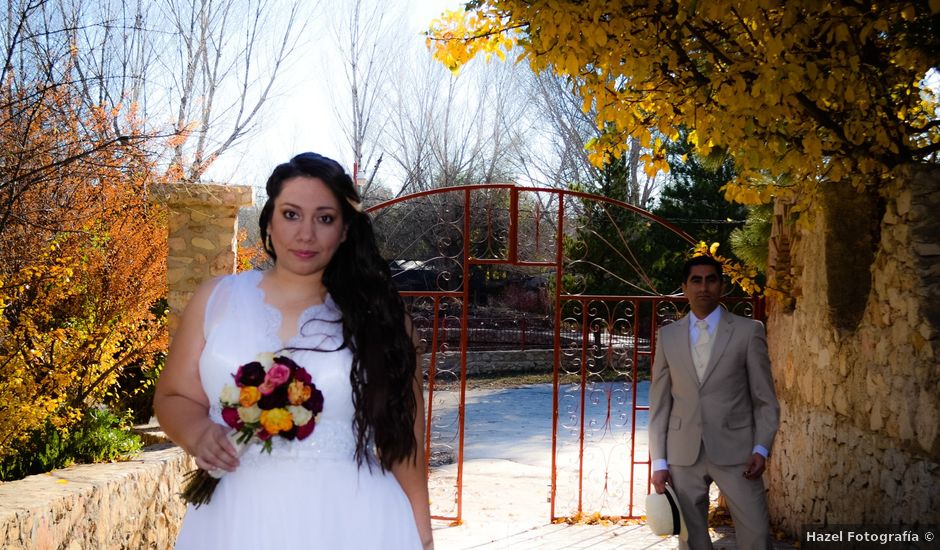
[681,255,723,283]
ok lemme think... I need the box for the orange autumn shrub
[0,83,168,460]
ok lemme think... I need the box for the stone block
[883,206,898,224]
[870,399,883,431]
[915,391,938,453]
[190,236,215,251]
[161,183,254,209]
[912,242,940,256]
[211,250,236,276]
[167,267,187,286]
[214,215,238,229]
[167,236,187,252]
[189,208,213,223]
[218,232,237,247]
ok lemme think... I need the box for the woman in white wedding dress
[154,153,432,549]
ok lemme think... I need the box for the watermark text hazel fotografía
[802,525,936,548]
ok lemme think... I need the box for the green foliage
[730,204,774,274]
[658,133,746,245]
[102,299,168,425]
[562,130,750,297]
[104,353,165,425]
[0,407,142,481]
[565,179,659,295]
[645,130,749,291]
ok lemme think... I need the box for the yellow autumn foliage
[692,242,761,297]
[428,1,939,205]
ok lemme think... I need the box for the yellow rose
[260,408,293,435]
[287,379,312,405]
[239,386,261,407]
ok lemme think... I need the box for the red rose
[303,385,324,414]
[295,419,316,440]
[221,406,242,429]
[258,384,289,409]
[292,367,312,385]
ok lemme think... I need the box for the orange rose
[287,379,312,405]
[239,386,261,408]
[260,408,293,435]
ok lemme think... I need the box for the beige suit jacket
[649,309,780,467]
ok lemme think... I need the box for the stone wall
[0,444,191,550]
[765,165,940,532]
[424,349,555,376]
[422,348,649,377]
[164,183,254,335]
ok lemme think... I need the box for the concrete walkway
[426,384,797,549]
[435,520,797,549]
[436,520,671,549]
[430,458,797,549]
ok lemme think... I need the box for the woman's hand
[191,422,240,473]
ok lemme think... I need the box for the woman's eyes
[281,210,334,223]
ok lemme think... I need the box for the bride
[154,152,433,549]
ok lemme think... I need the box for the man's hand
[743,453,766,480]
[651,469,672,494]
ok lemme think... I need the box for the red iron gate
[367,184,761,523]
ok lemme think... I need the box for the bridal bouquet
[181,352,325,507]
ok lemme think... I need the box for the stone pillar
[164,183,254,337]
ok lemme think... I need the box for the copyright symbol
[926,531,934,542]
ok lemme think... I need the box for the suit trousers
[669,442,771,550]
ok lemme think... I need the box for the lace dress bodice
[199,270,358,463]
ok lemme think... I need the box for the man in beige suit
[649,256,780,550]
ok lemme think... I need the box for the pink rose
[274,355,301,370]
[265,363,291,386]
[258,380,276,396]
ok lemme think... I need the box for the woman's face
[267,176,347,278]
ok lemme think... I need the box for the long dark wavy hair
[258,152,417,470]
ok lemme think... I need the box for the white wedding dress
[175,270,422,549]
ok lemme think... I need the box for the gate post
[163,183,254,337]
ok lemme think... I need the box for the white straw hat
[645,484,688,541]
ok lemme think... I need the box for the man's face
[682,264,722,316]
